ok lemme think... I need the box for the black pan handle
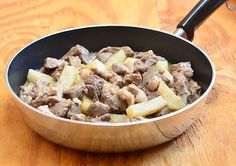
[175,0,226,41]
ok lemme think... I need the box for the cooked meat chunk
[91,68,112,80]
[99,46,134,57]
[62,44,95,64]
[134,60,148,73]
[85,84,100,101]
[170,62,194,78]
[134,50,153,59]
[100,90,112,101]
[142,67,157,85]
[188,79,201,94]
[88,114,111,122]
[121,46,135,57]
[50,99,71,117]
[67,101,81,118]
[172,71,190,104]
[128,84,148,103]
[68,56,81,68]
[99,46,121,54]
[142,67,169,86]
[117,89,135,105]
[109,84,120,95]
[44,57,63,69]
[145,56,158,66]
[84,75,106,101]
[51,60,68,81]
[147,76,161,91]
[141,54,159,66]
[87,101,110,117]
[20,83,35,104]
[158,74,170,84]
[109,73,125,88]
[45,96,65,106]
[124,73,142,85]
[106,95,127,113]
[85,75,105,87]
[63,84,87,99]
[101,85,127,113]
[99,114,111,121]
[30,81,57,107]
[37,105,54,115]
[112,63,130,75]
[187,80,201,103]
[96,52,113,63]
[141,86,158,100]
[70,113,86,121]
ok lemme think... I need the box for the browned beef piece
[134,60,148,73]
[99,114,111,121]
[44,57,64,69]
[87,101,110,117]
[50,99,71,117]
[141,67,169,87]
[147,76,161,91]
[62,44,95,64]
[141,86,158,100]
[142,67,157,85]
[135,50,166,59]
[87,113,111,122]
[112,63,129,75]
[85,84,100,101]
[106,96,127,113]
[45,96,65,106]
[117,88,135,105]
[70,113,86,121]
[84,75,106,101]
[29,81,57,107]
[109,73,125,88]
[99,46,121,54]
[170,62,194,78]
[188,79,201,94]
[140,54,159,66]
[127,84,148,103]
[145,56,158,66]
[187,79,201,103]
[67,101,81,118]
[96,52,113,63]
[172,71,190,104]
[91,68,112,80]
[20,83,35,104]
[63,84,87,99]
[98,46,134,57]
[101,91,127,113]
[67,56,81,68]
[124,73,142,85]
[121,46,135,57]
[134,51,153,59]
[134,51,166,73]
[51,60,68,81]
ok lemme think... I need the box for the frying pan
[6,0,225,152]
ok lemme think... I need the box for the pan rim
[5,24,216,127]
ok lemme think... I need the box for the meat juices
[19,45,201,123]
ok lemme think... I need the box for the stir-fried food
[19,44,201,123]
